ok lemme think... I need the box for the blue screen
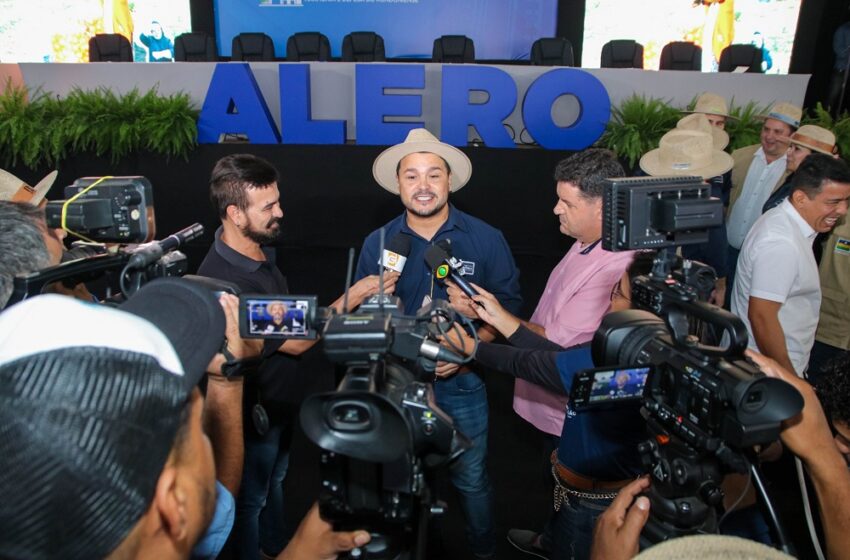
[214,0,558,59]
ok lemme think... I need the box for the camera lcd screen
[588,366,651,403]
[239,294,317,339]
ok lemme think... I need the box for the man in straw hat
[355,128,521,559]
[732,154,850,376]
[640,121,734,305]
[0,279,371,560]
[763,124,839,213]
[725,101,802,306]
[685,92,734,131]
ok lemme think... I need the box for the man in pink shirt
[515,149,635,437]
[452,149,634,559]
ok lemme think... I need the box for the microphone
[126,223,204,269]
[379,234,411,273]
[423,244,479,300]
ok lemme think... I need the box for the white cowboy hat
[676,113,729,151]
[640,129,733,179]
[372,128,472,193]
[0,169,57,206]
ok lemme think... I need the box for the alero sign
[198,63,611,149]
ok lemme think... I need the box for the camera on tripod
[569,176,804,544]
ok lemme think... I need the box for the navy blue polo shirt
[197,227,302,409]
[355,205,522,316]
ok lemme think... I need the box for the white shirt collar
[754,146,787,166]
[780,198,817,241]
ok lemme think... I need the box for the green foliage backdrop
[0,81,198,168]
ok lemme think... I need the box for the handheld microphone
[379,234,411,273]
[126,223,204,269]
[423,244,479,300]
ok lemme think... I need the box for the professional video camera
[6,176,203,308]
[242,244,472,560]
[571,176,803,546]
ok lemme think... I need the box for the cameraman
[590,350,850,560]
[196,154,395,559]
[448,251,655,559]
[0,201,66,308]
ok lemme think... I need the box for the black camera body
[45,176,155,243]
[299,295,471,559]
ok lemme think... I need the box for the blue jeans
[551,493,611,560]
[234,420,293,559]
[434,371,495,558]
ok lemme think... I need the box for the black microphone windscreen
[387,234,411,257]
[436,238,452,254]
[423,245,449,270]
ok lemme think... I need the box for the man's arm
[277,503,370,560]
[748,296,795,374]
[747,351,850,559]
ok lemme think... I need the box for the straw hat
[676,113,729,151]
[640,129,734,179]
[0,169,57,206]
[759,101,802,129]
[634,534,793,559]
[372,128,472,193]
[780,124,838,155]
[685,92,733,119]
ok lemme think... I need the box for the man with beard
[355,129,521,560]
[197,154,395,559]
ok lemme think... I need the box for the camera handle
[663,301,749,358]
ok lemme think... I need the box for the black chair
[341,32,385,62]
[530,38,574,66]
[600,39,643,69]
[718,44,763,73]
[174,32,217,62]
[658,41,701,71]
[231,32,275,61]
[432,35,475,63]
[286,32,331,61]
[88,34,132,62]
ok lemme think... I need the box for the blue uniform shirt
[355,205,522,316]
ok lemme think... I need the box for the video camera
[6,176,203,308]
[571,176,803,544]
[248,245,472,559]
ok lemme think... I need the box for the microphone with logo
[423,242,479,301]
[362,233,411,314]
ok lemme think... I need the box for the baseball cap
[0,277,225,559]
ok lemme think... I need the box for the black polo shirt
[197,227,302,410]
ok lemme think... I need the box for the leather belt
[550,451,631,492]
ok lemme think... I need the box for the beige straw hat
[0,169,57,206]
[780,124,838,155]
[634,534,793,560]
[640,129,733,179]
[372,128,472,194]
[685,92,733,119]
[676,113,729,151]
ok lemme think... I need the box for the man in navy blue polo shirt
[355,129,522,560]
